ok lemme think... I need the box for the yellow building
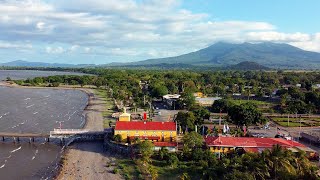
[119,108,131,121]
[205,136,310,154]
[193,92,204,98]
[114,121,177,143]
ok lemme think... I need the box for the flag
[223,124,227,133]
[226,124,230,133]
[243,125,247,135]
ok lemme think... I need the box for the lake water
[0,86,88,180]
[0,70,89,80]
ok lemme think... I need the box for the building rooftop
[163,94,181,99]
[205,137,306,148]
[115,121,176,131]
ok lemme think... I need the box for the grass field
[271,117,320,127]
[95,89,116,128]
[229,99,273,106]
[276,121,307,127]
[114,159,141,179]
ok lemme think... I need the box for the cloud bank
[0,0,319,64]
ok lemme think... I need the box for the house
[139,80,149,90]
[195,97,222,106]
[163,94,181,109]
[205,136,313,155]
[114,121,177,143]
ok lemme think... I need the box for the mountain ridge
[2,42,320,69]
[123,42,320,69]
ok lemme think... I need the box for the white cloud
[0,41,32,49]
[70,45,79,52]
[246,31,311,42]
[0,0,319,63]
[84,47,91,53]
[46,46,65,54]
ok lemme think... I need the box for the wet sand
[55,88,122,180]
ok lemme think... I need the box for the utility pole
[219,109,222,126]
[299,115,301,140]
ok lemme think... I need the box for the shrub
[114,134,122,142]
[113,168,119,174]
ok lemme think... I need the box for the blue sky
[0,0,319,64]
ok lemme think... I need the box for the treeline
[15,69,320,111]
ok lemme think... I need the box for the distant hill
[226,61,270,70]
[124,42,320,69]
[0,60,94,68]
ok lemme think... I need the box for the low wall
[104,140,134,157]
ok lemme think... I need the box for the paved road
[152,102,180,122]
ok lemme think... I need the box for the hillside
[126,42,320,69]
[226,61,270,70]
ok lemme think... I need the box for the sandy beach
[55,88,122,180]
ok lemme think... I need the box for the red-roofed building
[205,136,312,154]
[114,121,177,143]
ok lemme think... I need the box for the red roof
[115,121,176,131]
[205,137,305,148]
[153,142,177,147]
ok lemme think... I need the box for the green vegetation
[212,99,266,126]
[19,69,320,129]
[271,117,320,127]
[119,144,318,179]
[137,140,155,163]
[95,89,116,128]
[229,99,272,106]
[114,159,141,179]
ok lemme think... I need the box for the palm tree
[263,145,296,179]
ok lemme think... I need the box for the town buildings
[205,136,314,155]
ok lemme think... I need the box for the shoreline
[0,81,121,180]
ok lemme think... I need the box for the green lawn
[229,99,272,106]
[95,89,117,128]
[276,121,307,127]
[114,159,142,180]
[271,117,320,127]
